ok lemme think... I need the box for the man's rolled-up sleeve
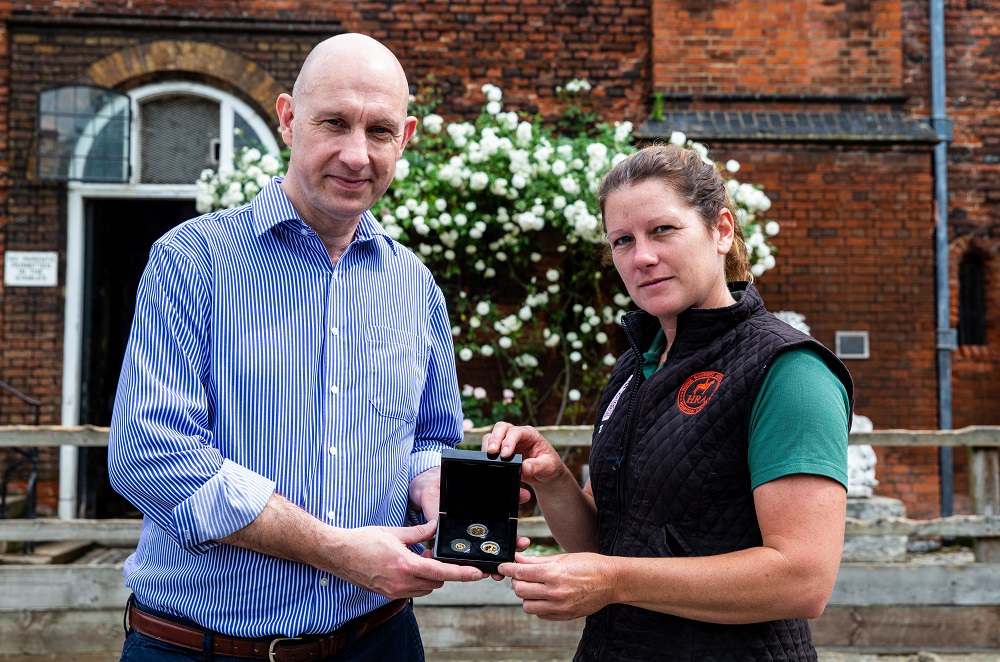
[108,241,275,553]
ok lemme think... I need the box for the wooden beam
[0,565,130,610]
[516,514,1000,541]
[2,564,1000,613]
[2,424,999,449]
[0,425,110,448]
[970,447,1000,562]
[811,605,1000,650]
[2,605,999,658]
[3,512,996,546]
[829,564,1000,606]
[459,425,1000,449]
[0,518,141,544]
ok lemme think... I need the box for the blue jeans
[119,605,425,662]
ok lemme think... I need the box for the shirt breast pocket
[367,326,424,422]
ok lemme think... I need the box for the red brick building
[0,1,996,519]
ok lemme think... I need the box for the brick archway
[84,40,285,125]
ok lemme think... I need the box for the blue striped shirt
[108,177,463,637]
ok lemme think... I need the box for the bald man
[109,34,480,661]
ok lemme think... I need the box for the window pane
[140,96,220,184]
[234,111,266,152]
[36,85,130,183]
[958,255,986,346]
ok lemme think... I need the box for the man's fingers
[412,555,484,582]
[393,520,438,545]
[515,535,531,551]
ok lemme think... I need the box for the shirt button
[320,577,329,587]
[327,510,336,519]
[330,327,338,335]
[329,446,337,455]
[300,228,309,236]
[330,385,338,394]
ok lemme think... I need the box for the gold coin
[480,541,500,555]
[467,524,488,538]
[450,539,472,553]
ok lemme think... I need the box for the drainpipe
[930,0,956,518]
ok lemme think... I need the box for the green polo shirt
[642,324,849,491]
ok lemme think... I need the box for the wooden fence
[1,425,999,659]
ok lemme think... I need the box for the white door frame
[58,82,280,519]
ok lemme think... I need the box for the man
[108,33,482,661]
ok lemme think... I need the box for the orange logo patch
[677,371,723,414]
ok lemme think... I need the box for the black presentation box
[433,448,522,574]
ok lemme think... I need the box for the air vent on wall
[835,331,870,360]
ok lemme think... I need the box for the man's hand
[221,492,483,600]
[328,519,484,599]
[499,552,617,621]
[408,466,442,524]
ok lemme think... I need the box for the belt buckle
[268,637,302,662]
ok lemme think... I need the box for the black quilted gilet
[574,283,853,662]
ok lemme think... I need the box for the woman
[483,144,853,661]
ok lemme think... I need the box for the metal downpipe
[930,0,956,517]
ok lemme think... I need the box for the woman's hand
[482,422,570,487]
[499,552,618,621]
[483,421,600,554]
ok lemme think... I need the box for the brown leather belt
[127,597,409,662]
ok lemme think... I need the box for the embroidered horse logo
[677,371,724,415]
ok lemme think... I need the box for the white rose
[423,114,444,134]
[483,84,503,103]
[470,172,489,191]
[669,130,687,146]
[459,348,473,361]
[395,158,410,180]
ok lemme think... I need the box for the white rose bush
[195,80,781,428]
[196,147,284,214]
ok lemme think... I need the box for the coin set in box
[433,448,522,574]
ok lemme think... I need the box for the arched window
[39,82,279,184]
[958,253,986,345]
[133,81,280,186]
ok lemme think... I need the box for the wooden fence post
[970,447,1000,562]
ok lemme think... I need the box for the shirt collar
[249,176,398,256]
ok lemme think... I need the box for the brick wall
[651,0,904,96]
[331,0,650,123]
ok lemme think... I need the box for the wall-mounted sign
[4,251,59,287]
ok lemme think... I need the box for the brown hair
[598,144,752,283]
